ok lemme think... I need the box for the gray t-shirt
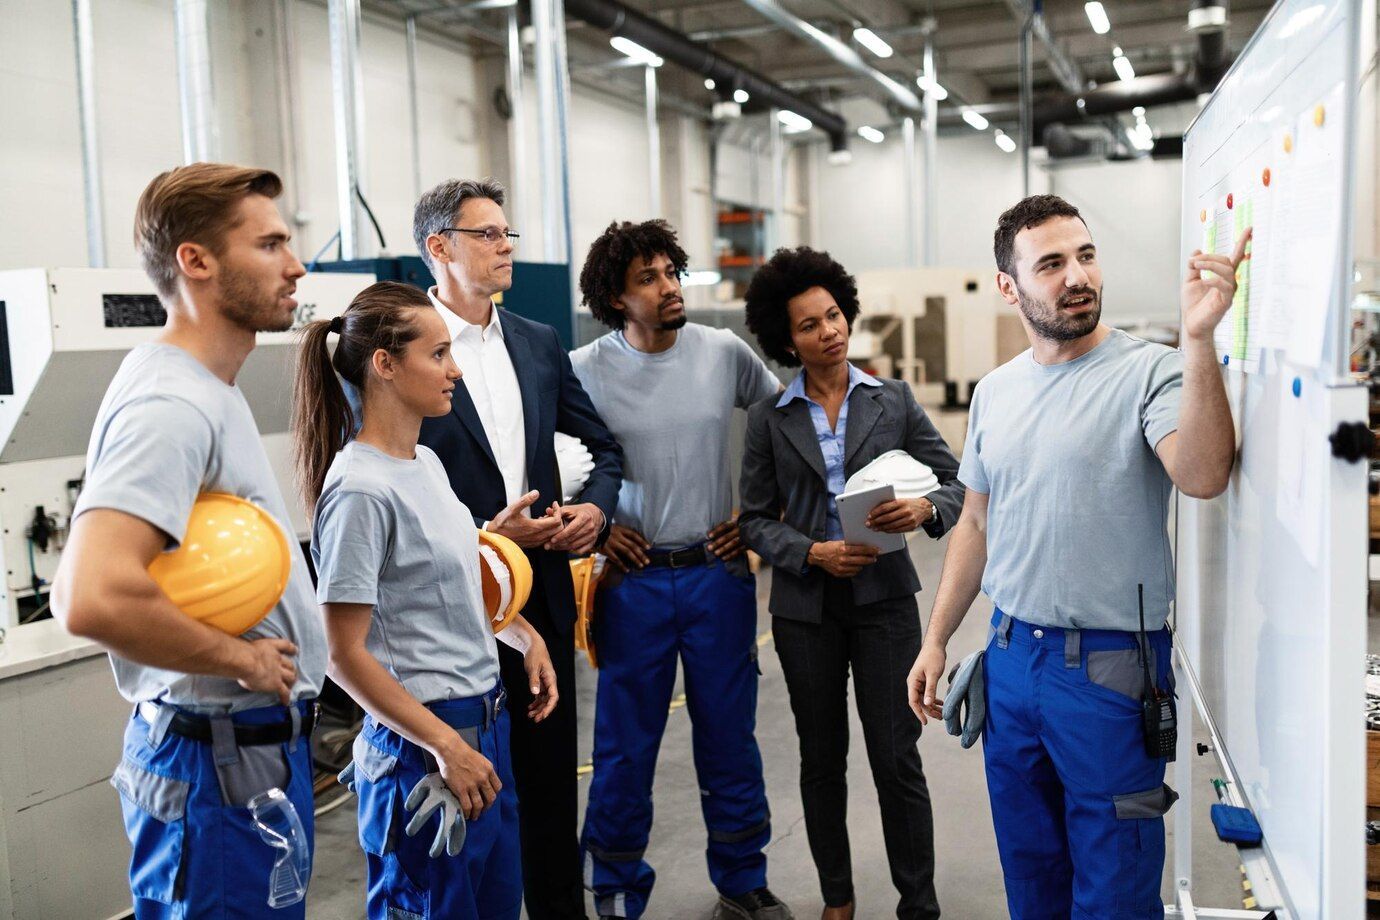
[74,343,326,711]
[312,442,500,703]
[958,329,1184,631]
[571,323,779,548]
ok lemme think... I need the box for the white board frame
[1173,0,1371,915]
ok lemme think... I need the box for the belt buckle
[668,548,694,569]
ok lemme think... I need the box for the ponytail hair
[291,280,433,510]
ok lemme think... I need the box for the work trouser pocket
[1112,782,1179,912]
[214,744,290,807]
[352,732,403,856]
[111,759,190,905]
[1085,648,1157,702]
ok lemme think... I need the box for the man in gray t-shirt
[905,195,1248,920]
[570,220,789,920]
[51,164,325,919]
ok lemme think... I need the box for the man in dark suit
[413,177,622,920]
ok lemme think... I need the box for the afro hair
[743,246,860,367]
[579,220,689,329]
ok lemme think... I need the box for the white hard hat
[844,450,941,499]
[553,432,595,504]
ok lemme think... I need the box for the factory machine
[849,267,1026,407]
[0,267,376,629]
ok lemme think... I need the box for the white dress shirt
[430,288,529,510]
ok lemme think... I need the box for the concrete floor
[308,528,1247,919]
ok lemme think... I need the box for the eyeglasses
[438,226,520,245]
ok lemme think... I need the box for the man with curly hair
[570,220,788,920]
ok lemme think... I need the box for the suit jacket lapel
[449,381,499,470]
[500,316,541,473]
[844,385,883,467]
[777,400,828,483]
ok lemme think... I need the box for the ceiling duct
[563,0,849,151]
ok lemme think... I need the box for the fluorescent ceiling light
[827,149,853,165]
[734,88,750,104]
[610,36,662,67]
[994,131,1017,153]
[777,109,813,133]
[857,125,885,143]
[704,78,716,90]
[1084,1,1111,34]
[683,270,722,287]
[961,108,989,131]
[1132,105,1145,117]
[915,75,949,100]
[1112,53,1135,82]
[852,27,894,58]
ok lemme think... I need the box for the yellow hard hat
[148,493,291,636]
[478,529,532,633]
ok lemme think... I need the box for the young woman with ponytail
[292,280,558,920]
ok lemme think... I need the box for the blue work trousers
[983,611,1178,920]
[113,700,318,919]
[353,685,521,920]
[581,558,770,919]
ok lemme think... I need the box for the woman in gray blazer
[738,248,964,920]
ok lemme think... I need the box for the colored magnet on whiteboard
[1262,168,1271,187]
[1200,209,1207,223]
[1226,193,1234,209]
[1292,377,1302,397]
[1222,355,1230,365]
[1283,133,1293,153]
[1314,104,1326,126]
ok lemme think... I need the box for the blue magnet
[1222,355,1230,365]
[1292,377,1302,397]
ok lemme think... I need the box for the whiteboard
[1176,0,1370,916]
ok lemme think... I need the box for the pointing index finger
[1230,226,1253,269]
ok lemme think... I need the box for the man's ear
[995,271,1020,306]
[426,234,450,267]
[608,295,627,316]
[175,241,215,285]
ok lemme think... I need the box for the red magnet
[1262,168,1271,187]
[1226,193,1234,209]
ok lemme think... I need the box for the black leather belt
[141,700,320,747]
[644,545,709,569]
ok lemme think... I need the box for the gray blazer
[739,376,965,623]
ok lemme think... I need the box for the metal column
[328,0,365,259]
[406,15,422,200]
[645,64,662,216]
[274,0,304,226]
[532,0,573,266]
[72,0,105,268]
[902,116,918,268]
[768,110,784,253]
[505,4,529,234]
[1019,16,1034,197]
[922,35,938,266]
[175,0,217,163]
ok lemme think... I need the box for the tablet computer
[835,483,908,554]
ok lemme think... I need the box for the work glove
[404,772,467,858]
[336,761,358,794]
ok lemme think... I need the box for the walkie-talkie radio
[1137,584,1177,761]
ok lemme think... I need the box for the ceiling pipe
[563,0,849,151]
[734,0,924,111]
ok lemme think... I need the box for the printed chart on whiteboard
[1195,81,1347,374]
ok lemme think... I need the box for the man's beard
[220,263,293,333]
[659,312,688,331]
[1016,283,1102,342]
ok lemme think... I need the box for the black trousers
[772,577,941,920]
[498,586,588,919]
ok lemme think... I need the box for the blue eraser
[1210,803,1263,846]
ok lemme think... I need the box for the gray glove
[337,761,358,794]
[404,773,467,858]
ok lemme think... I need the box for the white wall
[811,125,1183,324]
[0,0,486,271]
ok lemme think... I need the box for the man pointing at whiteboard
[907,194,1249,918]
